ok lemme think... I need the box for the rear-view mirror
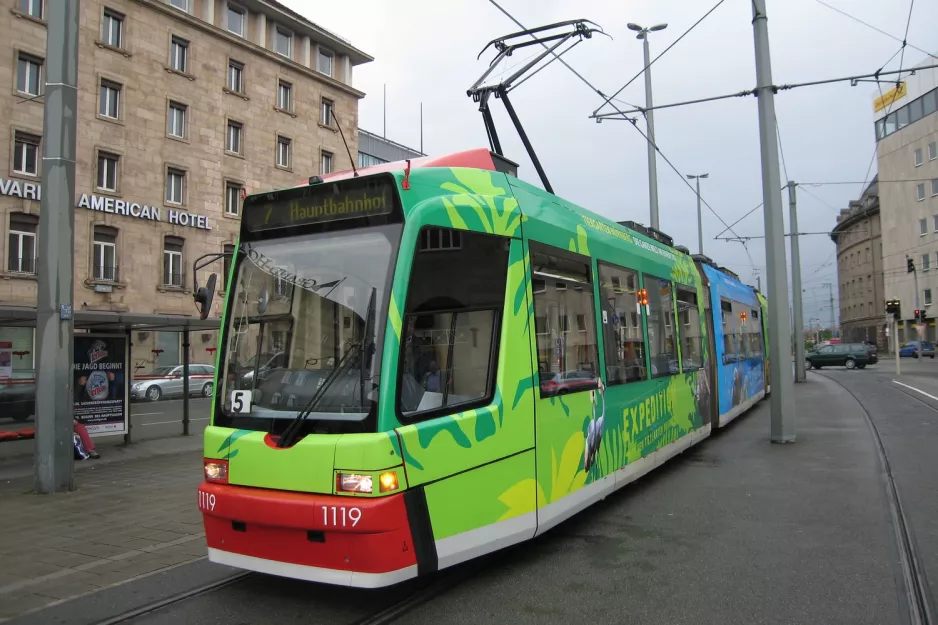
[194,273,217,320]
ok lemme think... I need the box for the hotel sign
[0,178,213,231]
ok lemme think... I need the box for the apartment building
[0,0,372,371]
[831,177,885,347]
[874,53,938,343]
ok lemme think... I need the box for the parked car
[805,342,877,370]
[898,341,936,358]
[129,364,216,401]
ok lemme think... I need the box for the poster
[0,341,11,379]
[73,335,128,435]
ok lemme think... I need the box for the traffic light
[907,257,915,273]
[915,309,921,321]
[885,299,901,320]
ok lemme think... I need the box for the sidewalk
[0,444,205,622]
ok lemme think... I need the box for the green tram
[197,148,767,587]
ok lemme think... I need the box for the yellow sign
[873,82,907,113]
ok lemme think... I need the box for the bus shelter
[0,305,220,446]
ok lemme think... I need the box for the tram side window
[749,309,763,358]
[676,286,702,371]
[645,274,678,378]
[531,244,598,397]
[721,299,737,363]
[398,227,509,418]
[597,262,645,384]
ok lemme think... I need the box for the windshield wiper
[276,288,377,448]
[360,287,377,406]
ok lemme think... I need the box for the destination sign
[243,177,396,232]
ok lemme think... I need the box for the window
[274,27,292,57]
[16,53,42,97]
[102,9,123,48]
[923,254,930,271]
[927,289,933,306]
[226,120,242,155]
[419,227,462,251]
[897,106,909,129]
[642,274,678,377]
[165,167,185,204]
[227,60,243,93]
[225,181,241,216]
[920,219,928,235]
[163,237,184,286]
[915,148,923,166]
[99,80,121,119]
[926,91,938,118]
[868,275,872,291]
[932,179,938,197]
[597,263,644,384]
[909,98,924,124]
[169,0,189,11]
[399,228,510,417]
[321,151,333,174]
[934,215,938,232]
[167,101,187,138]
[530,244,598,396]
[918,184,927,201]
[277,80,292,110]
[8,212,37,274]
[930,142,938,161]
[170,36,188,73]
[676,287,702,371]
[18,0,42,18]
[13,132,40,176]
[318,48,334,76]
[276,135,291,168]
[320,98,333,126]
[96,151,119,191]
[93,226,118,281]
[227,4,245,36]
[359,152,386,168]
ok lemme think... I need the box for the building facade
[831,177,885,347]
[0,0,371,374]
[874,53,938,344]
[357,128,424,168]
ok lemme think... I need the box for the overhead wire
[592,0,728,117]
[813,0,937,61]
[485,0,750,247]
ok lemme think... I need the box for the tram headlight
[204,459,229,483]
[379,471,399,493]
[337,473,373,494]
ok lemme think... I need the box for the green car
[805,343,878,370]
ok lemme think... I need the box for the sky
[284,0,938,329]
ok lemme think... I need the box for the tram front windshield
[219,225,399,428]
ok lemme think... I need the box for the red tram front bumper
[198,482,419,588]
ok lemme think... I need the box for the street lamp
[627,22,668,232]
[686,173,709,256]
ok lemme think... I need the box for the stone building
[0,0,371,374]
[831,177,885,347]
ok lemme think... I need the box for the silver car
[130,364,216,402]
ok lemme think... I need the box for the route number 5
[231,390,252,414]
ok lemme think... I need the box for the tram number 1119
[323,505,361,527]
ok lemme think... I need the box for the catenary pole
[642,34,660,230]
[789,182,806,382]
[34,0,80,493]
[751,0,795,442]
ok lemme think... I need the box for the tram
[196,148,769,587]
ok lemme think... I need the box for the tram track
[89,557,480,625]
[812,370,935,625]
